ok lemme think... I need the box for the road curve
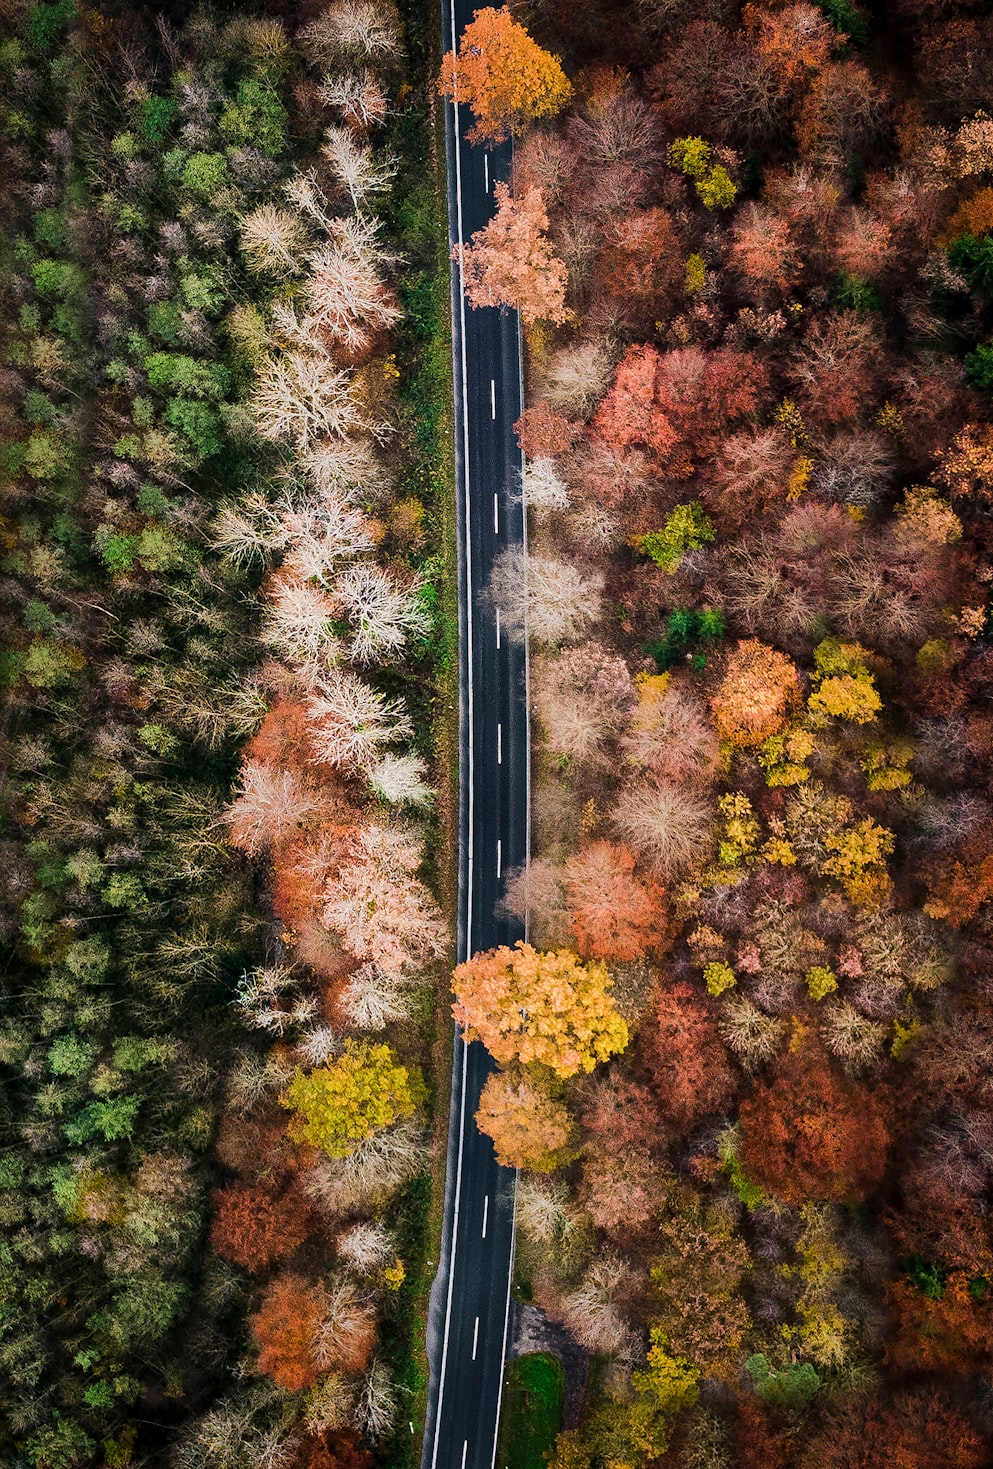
[420,2,529,1468]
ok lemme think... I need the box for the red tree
[211,1183,313,1273]
[739,1039,890,1204]
[798,1389,987,1469]
[513,401,580,457]
[640,982,738,1131]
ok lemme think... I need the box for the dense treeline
[442,3,993,1465]
[0,2,451,1465]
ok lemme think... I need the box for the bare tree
[301,237,401,353]
[250,350,365,449]
[226,762,319,855]
[239,204,309,274]
[539,339,613,417]
[500,858,571,948]
[520,456,570,516]
[532,642,632,764]
[486,546,603,645]
[364,752,433,807]
[559,1256,636,1356]
[322,125,396,212]
[339,962,416,1030]
[298,2,401,67]
[355,1358,397,1439]
[612,780,713,876]
[335,563,430,662]
[307,671,413,767]
[303,1121,426,1215]
[336,1220,396,1272]
[260,575,342,672]
[322,822,448,973]
[718,996,786,1071]
[319,71,389,131]
[819,1001,887,1072]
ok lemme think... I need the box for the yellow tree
[438,6,572,144]
[452,941,628,1078]
[458,183,569,325]
[475,1070,578,1170]
[281,1040,422,1157]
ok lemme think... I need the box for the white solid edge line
[429,4,473,1461]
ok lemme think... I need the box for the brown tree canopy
[739,1038,890,1204]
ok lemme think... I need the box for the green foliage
[745,1354,821,1410]
[48,1034,98,1077]
[181,151,229,197]
[31,258,85,300]
[906,1256,947,1299]
[949,234,993,300]
[164,398,223,462]
[965,343,993,393]
[645,606,725,672]
[638,502,715,573]
[219,77,288,157]
[833,272,882,311]
[23,637,85,688]
[718,1128,768,1209]
[139,95,177,143]
[816,0,869,44]
[144,352,231,400]
[25,0,77,53]
[497,1353,566,1469]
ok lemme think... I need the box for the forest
[0,1,453,1465]
[440,1,993,1466]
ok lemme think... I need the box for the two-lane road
[421,3,529,1467]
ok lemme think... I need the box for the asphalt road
[420,3,529,1467]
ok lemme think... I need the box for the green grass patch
[496,1353,566,1469]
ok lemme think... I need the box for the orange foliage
[459,183,570,324]
[563,841,669,962]
[210,1183,312,1273]
[937,424,993,504]
[711,639,801,746]
[244,697,315,770]
[215,1109,300,1185]
[438,5,572,144]
[743,2,836,86]
[739,1039,890,1204]
[924,820,993,926]
[513,401,580,457]
[476,1070,577,1170]
[730,203,800,290]
[250,1273,324,1391]
[303,1432,373,1469]
[593,208,681,321]
[887,1273,993,1374]
[940,187,993,245]
[452,941,628,1077]
[800,1389,987,1469]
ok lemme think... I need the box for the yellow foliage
[704,961,736,997]
[452,941,628,1078]
[787,456,813,501]
[773,396,807,446]
[758,725,816,787]
[717,793,760,866]
[281,1041,420,1158]
[762,836,797,866]
[808,638,881,725]
[805,965,838,1001]
[685,253,706,293]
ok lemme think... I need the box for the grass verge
[496,1353,567,1469]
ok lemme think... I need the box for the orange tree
[459,182,569,325]
[438,6,572,144]
[452,940,628,1078]
[475,1070,578,1170]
